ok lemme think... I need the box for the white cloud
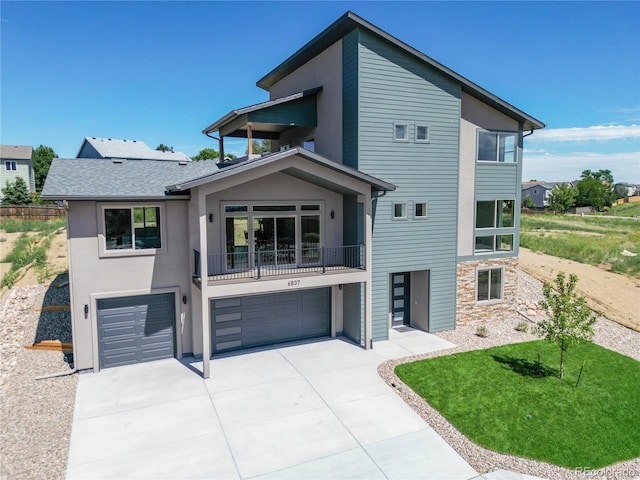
[528,124,640,142]
[522,151,640,183]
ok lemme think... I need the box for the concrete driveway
[66,329,478,479]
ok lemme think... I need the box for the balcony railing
[193,245,365,281]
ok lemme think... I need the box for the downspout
[523,129,534,138]
[205,132,224,161]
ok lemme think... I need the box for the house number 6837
[288,280,301,287]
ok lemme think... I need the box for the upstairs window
[476,200,514,229]
[414,202,428,219]
[394,123,409,141]
[478,131,517,163]
[393,202,407,219]
[105,206,161,250]
[302,139,315,152]
[415,125,430,143]
[5,161,17,171]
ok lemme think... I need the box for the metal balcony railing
[193,245,365,281]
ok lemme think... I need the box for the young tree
[191,148,219,161]
[1,177,32,205]
[33,145,57,192]
[522,195,535,209]
[548,183,578,213]
[536,272,598,379]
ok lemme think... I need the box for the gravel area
[0,274,76,480]
[379,270,640,480]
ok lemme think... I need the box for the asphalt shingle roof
[79,137,191,161]
[0,145,33,160]
[42,158,219,200]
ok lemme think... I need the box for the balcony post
[198,189,211,377]
[257,250,261,279]
[322,247,326,274]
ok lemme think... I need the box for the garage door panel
[212,288,330,353]
[97,293,175,369]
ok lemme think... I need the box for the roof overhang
[167,147,395,195]
[202,88,322,138]
[257,11,545,131]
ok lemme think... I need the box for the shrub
[476,325,488,338]
[515,321,529,333]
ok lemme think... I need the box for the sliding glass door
[254,216,295,267]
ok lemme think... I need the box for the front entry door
[391,273,410,327]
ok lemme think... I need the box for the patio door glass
[225,217,249,271]
[301,215,320,265]
[254,217,295,267]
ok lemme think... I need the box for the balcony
[193,245,365,285]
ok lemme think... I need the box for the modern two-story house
[42,12,544,377]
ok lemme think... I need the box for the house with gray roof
[0,145,35,198]
[77,137,191,162]
[42,11,544,377]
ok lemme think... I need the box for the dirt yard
[519,247,640,332]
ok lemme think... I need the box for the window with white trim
[104,206,161,250]
[393,123,409,141]
[474,200,515,254]
[393,202,407,219]
[477,130,517,163]
[5,161,17,171]
[414,202,428,219]
[415,125,430,143]
[477,267,503,302]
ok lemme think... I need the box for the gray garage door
[212,288,330,353]
[97,293,175,369]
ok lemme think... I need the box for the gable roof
[42,148,394,201]
[257,11,545,131]
[0,145,33,160]
[167,147,395,194]
[77,137,191,161]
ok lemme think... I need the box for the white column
[198,189,211,378]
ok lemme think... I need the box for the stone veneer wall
[456,257,518,325]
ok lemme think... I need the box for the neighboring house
[42,11,544,376]
[77,137,191,161]
[521,182,552,209]
[614,182,637,198]
[0,145,35,198]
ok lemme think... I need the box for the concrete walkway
[66,330,536,479]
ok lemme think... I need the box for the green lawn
[520,214,640,279]
[395,340,640,469]
[608,201,640,217]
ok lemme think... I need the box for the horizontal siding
[357,30,460,339]
[475,163,519,198]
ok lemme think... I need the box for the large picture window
[477,131,517,163]
[105,206,161,250]
[476,200,513,229]
[477,268,503,302]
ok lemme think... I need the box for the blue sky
[1,1,639,183]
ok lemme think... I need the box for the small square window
[415,203,428,218]
[415,125,430,143]
[477,268,503,303]
[394,124,408,141]
[5,161,17,171]
[393,203,407,219]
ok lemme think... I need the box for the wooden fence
[0,205,66,221]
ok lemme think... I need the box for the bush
[1,177,32,205]
[476,325,489,338]
[515,321,529,333]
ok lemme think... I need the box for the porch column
[363,194,373,350]
[198,189,211,378]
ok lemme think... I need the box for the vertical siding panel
[343,30,359,169]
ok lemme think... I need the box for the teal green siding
[342,30,359,169]
[356,30,461,337]
[248,95,317,127]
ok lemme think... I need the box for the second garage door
[212,288,330,353]
[97,293,176,369]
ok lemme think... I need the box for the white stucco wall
[66,200,193,370]
[457,92,520,257]
[269,40,343,163]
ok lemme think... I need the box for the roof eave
[257,11,545,130]
[41,194,191,201]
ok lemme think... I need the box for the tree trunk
[559,341,565,379]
